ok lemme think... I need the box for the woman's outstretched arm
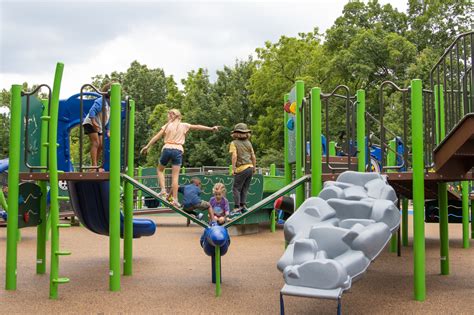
[140,129,165,155]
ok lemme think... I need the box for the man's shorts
[83,123,102,135]
[184,201,210,212]
[160,148,183,166]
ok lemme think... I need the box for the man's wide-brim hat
[231,123,251,133]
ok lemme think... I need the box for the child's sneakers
[229,209,242,219]
[158,191,168,199]
[171,200,182,209]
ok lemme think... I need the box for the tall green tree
[407,0,473,53]
[249,30,327,160]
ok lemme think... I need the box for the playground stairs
[433,113,474,177]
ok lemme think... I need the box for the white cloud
[0,0,408,98]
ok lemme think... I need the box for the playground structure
[1,30,472,313]
[275,30,474,310]
[3,62,310,299]
[4,64,163,298]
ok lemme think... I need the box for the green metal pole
[438,183,449,274]
[411,79,425,301]
[329,141,336,156]
[436,84,449,275]
[284,94,291,186]
[215,246,221,297]
[434,85,440,145]
[388,139,398,253]
[311,87,322,196]
[461,181,469,248]
[471,182,474,239]
[0,188,7,210]
[356,90,366,172]
[109,83,121,291]
[5,84,22,290]
[137,166,143,209]
[402,198,409,246]
[124,99,135,275]
[49,62,66,299]
[269,163,276,176]
[36,98,49,274]
[295,81,305,208]
[270,209,276,233]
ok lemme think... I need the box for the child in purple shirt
[209,183,230,225]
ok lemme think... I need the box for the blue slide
[55,93,155,238]
[68,180,156,238]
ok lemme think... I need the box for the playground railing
[319,85,357,172]
[430,31,473,141]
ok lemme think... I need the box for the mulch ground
[0,215,473,314]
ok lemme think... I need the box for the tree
[0,113,9,159]
[180,68,220,166]
[249,30,327,160]
[407,0,473,53]
[144,103,169,166]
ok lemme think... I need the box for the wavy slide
[278,171,400,309]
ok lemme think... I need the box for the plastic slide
[68,180,156,238]
[277,171,400,300]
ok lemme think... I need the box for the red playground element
[283,101,291,113]
[274,196,294,213]
[23,211,30,223]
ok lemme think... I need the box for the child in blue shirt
[178,177,215,223]
[209,183,230,225]
[82,83,111,171]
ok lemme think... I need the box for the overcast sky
[0,0,408,98]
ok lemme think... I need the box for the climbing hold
[283,101,291,113]
[287,117,295,131]
[290,102,297,114]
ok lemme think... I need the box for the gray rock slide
[277,171,400,301]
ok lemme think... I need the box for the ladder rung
[57,170,65,174]
[40,116,51,120]
[57,223,71,228]
[55,251,71,256]
[42,143,49,147]
[57,196,69,201]
[52,277,70,284]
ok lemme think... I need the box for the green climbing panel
[18,182,42,228]
[20,95,43,172]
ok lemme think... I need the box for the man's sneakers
[196,212,204,220]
